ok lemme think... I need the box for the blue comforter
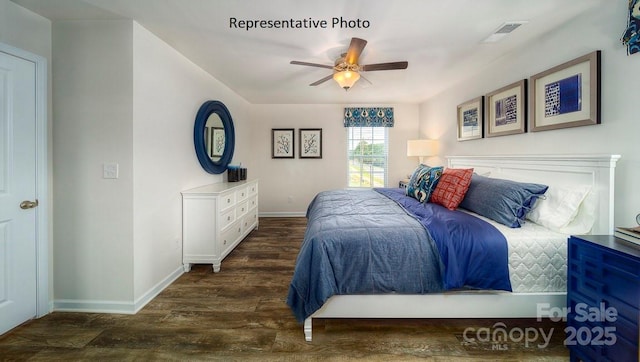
[286,188,511,322]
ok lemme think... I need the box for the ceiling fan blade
[290,61,333,69]
[361,61,408,72]
[345,37,367,65]
[310,74,334,86]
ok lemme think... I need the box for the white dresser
[181,179,258,272]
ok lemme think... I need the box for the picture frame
[457,96,484,141]
[211,127,225,157]
[271,128,295,158]
[299,128,322,159]
[485,79,527,137]
[529,51,601,132]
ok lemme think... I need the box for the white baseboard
[259,212,306,218]
[133,266,184,313]
[53,299,138,314]
[52,266,184,314]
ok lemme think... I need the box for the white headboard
[447,154,621,234]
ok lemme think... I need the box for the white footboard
[303,292,566,341]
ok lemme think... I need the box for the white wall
[51,19,252,311]
[419,1,640,227]
[132,22,251,302]
[250,104,419,215]
[0,0,50,57]
[52,20,135,304]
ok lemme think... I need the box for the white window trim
[346,127,389,188]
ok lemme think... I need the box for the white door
[0,50,38,335]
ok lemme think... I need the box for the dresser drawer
[242,210,258,233]
[247,182,258,196]
[236,201,248,218]
[220,220,242,252]
[570,238,640,314]
[605,329,639,362]
[220,208,236,230]
[247,195,258,211]
[236,187,248,202]
[220,191,236,211]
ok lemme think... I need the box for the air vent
[482,21,528,43]
[496,23,523,34]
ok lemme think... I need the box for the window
[347,127,388,188]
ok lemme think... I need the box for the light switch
[103,163,119,179]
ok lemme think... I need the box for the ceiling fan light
[333,70,360,90]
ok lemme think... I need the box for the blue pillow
[459,174,548,228]
[405,165,443,202]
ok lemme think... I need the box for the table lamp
[407,139,438,165]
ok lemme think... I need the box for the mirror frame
[193,100,235,174]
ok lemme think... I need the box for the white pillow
[527,185,592,232]
[556,189,597,235]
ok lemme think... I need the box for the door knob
[20,199,39,209]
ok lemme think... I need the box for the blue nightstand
[567,235,640,361]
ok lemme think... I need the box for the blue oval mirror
[194,100,235,174]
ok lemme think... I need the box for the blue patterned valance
[343,107,394,127]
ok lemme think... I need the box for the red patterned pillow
[429,168,474,210]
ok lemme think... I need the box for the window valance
[343,107,394,127]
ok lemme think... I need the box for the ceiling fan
[290,37,408,91]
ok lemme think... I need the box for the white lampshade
[333,70,360,90]
[407,139,438,164]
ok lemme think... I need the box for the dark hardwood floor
[0,217,569,361]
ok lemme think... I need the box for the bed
[287,154,620,341]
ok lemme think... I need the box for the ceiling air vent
[482,21,528,43]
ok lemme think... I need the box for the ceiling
[13,0,606,104]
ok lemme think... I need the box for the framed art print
[530,51,601,132]
[211,127,225,157]
[457,96,483,141]
[299,128,322,158]
[485,79,527,137]
[272,128,295,158]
